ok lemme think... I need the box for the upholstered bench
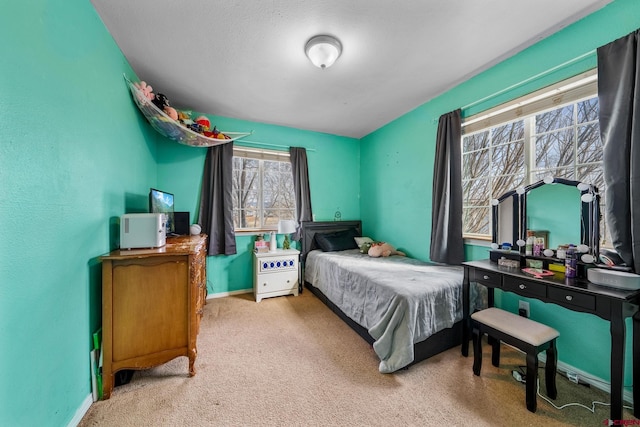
[471,307,559,413]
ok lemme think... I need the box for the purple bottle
[565,244,577,278]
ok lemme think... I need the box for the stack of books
[255,239,269,253]
[90,328,103,401]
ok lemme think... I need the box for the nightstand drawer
[503,276,546,299]
[258,256,297,273]
[256,271,298,293]
[548,287,596,311]
[472,268,502,288]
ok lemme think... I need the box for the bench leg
[472,327,482,376]
[545,341,558,399]
[525,352,538,413]
[491,337,500,367]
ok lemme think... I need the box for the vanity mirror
[491,177,600,263]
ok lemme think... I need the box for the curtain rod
[461,49,596,111]
[235,139,316,152]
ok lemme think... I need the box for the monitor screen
[149,188,175,234]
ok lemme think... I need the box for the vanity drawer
[548,287,596,311]
[472,269,502,287]
[503,276,546,299]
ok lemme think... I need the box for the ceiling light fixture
[305,35,342,69]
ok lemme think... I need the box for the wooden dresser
[100,234,207,399]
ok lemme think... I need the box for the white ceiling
[91,0,612,139]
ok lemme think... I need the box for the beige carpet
[80,290,635,426]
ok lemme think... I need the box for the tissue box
[490,249,523,266]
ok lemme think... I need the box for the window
[232,147,296,230]
[462,70,607,244]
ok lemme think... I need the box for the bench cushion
[472,307,559,346]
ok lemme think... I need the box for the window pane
[232,153,296,229]
[237,208,259,229]
[463,207,490,235]
[491,121,524,144]
[277,211,296,221]
[463,131,489,153]
[536,105,574,133]
[491,141,524,176]
[463,178,489,206]
[535,129,574,169]
[263,210,279,227]
[577,98,598,123]
[577,123,603,164]
[463,149,489,180]
[264,170,294,209]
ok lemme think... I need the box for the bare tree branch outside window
[232,155,296,230]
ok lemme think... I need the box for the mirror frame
[492,177,600,258]
[491,189,521,249]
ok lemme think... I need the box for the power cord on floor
[536,378,613,413]
[510,366,634,413]
[513,365,590,388]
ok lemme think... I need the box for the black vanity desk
[461,259,640,421]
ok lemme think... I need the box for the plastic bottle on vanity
[565,244,577,278]
[533,237,544,257]
[525,230,535,256]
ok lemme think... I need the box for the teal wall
[361,0,640,388]
[0,1,164,425]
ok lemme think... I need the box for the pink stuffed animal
[164,106,178,120]
[133,81,155,101]
[368,242,406,257]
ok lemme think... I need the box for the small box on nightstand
[253,249,300,302]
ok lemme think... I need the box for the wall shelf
[124,75,251,147]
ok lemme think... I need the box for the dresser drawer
[548,287,596,311]
[503,276,546,299]
[472,268,502,288]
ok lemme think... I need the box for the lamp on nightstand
[278,220,297,250]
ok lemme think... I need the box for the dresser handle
[263,283,267,287]
[483,275,489,280]
[566,295,573,301]
[519,284,526,290]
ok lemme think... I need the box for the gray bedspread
[304,249,465,373]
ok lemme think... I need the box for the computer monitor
[149,188,174,234]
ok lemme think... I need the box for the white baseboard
[68,393,93,427]
[206,288,253,299]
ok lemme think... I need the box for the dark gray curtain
[198,143,237,255]
[290,147,313,241]
[430,109,464,264]
[597,29,640,273]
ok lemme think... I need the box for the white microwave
[120,213,166,249]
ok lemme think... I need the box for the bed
[301,221,473,373]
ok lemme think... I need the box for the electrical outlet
[518,300,530,318]
[567,371,579,384]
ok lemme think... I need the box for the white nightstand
[253,249,300,302]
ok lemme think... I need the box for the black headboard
[300,220,362,262]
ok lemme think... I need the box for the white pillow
[354,236,374,249]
